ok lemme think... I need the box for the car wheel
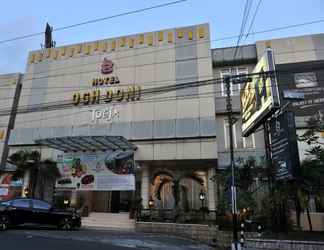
[0,215,10,231]
[59,218,73,231]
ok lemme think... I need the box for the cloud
[0,16,40,74]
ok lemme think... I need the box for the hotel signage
[270,111,300,180]
[241,49,280,137]
[90,107,119,123]
[72,58,141,106]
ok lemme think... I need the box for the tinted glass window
[0,201,11,206]
[12,199,30,208]
[32,200,51,210]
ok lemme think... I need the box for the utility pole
[0,74,22,170]
[225,76,238,250]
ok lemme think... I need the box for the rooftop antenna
[41,22,56,49]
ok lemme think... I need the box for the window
[224,118,255,149]
[294,72,318,88]
[243,133,255,148]
[221,67,248,96]
[0,201,11,206]
[32,200,51,210]
[224,119,237,149]
[12,199,30,208]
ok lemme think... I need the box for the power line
[0,0,188,45]
[0,18,323,84]
[244,0,263,41]
[0,67,322,117]
[233,0,254,59]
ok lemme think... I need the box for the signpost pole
[225,76,238,250]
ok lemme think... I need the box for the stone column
[207,167,217,211]
[22,170,30,197]
[141,165,150,209]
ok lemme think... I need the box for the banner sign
[270,111,300,180]
[56,151,135,191]
[276,62,324,118]
[241,49,280,137]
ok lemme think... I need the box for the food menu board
[56,150,135,191]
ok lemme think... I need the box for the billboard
[270,111,300,180]
[56,151,135,191]
[241,49,280,136]
[276,61,324,118]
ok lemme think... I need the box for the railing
[136,208,218,225]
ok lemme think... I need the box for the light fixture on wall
[148,197,154,208]
[23,188,29,197]
[199,190,205,205]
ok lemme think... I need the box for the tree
[9,150,60,200]
[217,156,263,216]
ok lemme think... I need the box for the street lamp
[63,199,69,208]
[148,197,154,221]
[199,190,206,221]
[199,190,205,208]
[23,188,29,197]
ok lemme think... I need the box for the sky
[0,0,323,74]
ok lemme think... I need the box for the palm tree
[9,150,60,200]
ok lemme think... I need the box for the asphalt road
[0,226,213,250]
[0,231,132,250]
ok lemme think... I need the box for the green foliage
[8,150,61,199]
[217,156,263,214]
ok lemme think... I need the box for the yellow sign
[0,130,5,140]
[73,86,141,106]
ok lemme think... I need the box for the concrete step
[82,212,135,230]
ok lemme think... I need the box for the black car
[0,198,81,231]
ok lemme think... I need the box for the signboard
[56,151,135,191]
[276,62,324,118]
[241,49,280,136]
[270,111,300,180]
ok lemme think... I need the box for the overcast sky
[0,0,323,74]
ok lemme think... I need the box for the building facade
[0,22,323,219]
[7,24,218,213]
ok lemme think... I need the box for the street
[0,227,213,250]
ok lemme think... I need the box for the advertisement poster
[56,151,135,191]
[241,49,280,136]
[270,111,300,180]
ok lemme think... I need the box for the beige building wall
[0,73,21,168]
[10,23,216,162]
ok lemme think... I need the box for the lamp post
[148,197,154,221]
[23,188,29,198]
[63,199,69,209]
[199,190,206,221]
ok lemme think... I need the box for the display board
[56,150,135,191]
[241,49,280,136]
[270,111,300,180]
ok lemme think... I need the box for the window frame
[224,119,237,149]
[243,133,256,148]
[220,67,248,96]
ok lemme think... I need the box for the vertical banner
[56,151,135,191]
[270,111,300,180]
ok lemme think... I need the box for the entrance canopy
[35,136,137,152]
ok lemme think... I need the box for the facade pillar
[141,165,150,209]
[207,167,217,211]
[22,170,30,197]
